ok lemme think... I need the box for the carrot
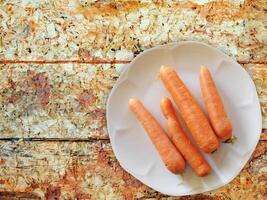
[200,66,232,141]
[160,66,220,153]
[160,97,211,176]
[129,98,185,174]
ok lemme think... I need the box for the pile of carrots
[129,66,232,176]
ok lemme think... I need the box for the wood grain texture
[0,0,266,199]
[0,139,266,199]
[244,64,267,128]
[0,63,265,140]
[0,63,118,139]
[0,0,266,63]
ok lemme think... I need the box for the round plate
[106,41,262,196]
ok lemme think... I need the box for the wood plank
[0,63,118,139]
[0,139,265,199]
[0,63,266,139]
[244,64,267,128]
[0,0,266,63]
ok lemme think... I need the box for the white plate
[106,41,262,196]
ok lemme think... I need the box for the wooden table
[0,1,266,199]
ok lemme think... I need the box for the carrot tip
[160,65,168,69]
[161,96,170,103]
[200,65,209,72]
[128,98,137,106]
[160,65,171,74]
[160,97,170,119]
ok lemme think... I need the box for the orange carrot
[200,66,232,141]
[129,98,185,174]
[160,97,211,176]
[160,66,220,153]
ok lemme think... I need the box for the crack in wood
[0,137,110,142]
[0,59,266,65]
[0,59,131,65]
[0,130,265,142]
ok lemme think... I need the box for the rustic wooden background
[0,0,266,199]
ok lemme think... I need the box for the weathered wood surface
[0,0,266,62]
[0,63,117,139]
[0,0,266,199]
[0,63,265,139]
[0,138,266,199]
